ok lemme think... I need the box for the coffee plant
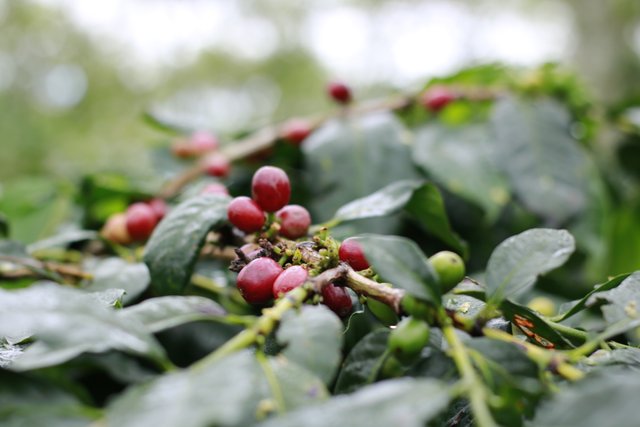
[3,64,640,427]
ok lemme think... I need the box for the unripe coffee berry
[428,251,465,293]
[227,196,265,233]
[368,298,398,327]
[527,296,556,317]
[339,238,369,271]
[321,284,353,317]
[190,131,219,154]
[236,257,283,304]
[281,119,312,145]
[125,202,158,241]
[101,212,132,245]
[272,265,308,298]
[421,86,456,112]
[388,317,430,363]
[327,81,352,104]
[276,205,311,239]
[148,198,168,221]
[203,154,231,178]
[201,183,229,196]
[251,166,291,212]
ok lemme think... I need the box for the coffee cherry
[236,257,283,304]
[125,202,158,241]
[339,238,369,271]
[171,140,193,159]
[368,298,398,327]
[428,251,465,293]
[281,119,312,145]
[276,205,311,239]
[421,86,456,112]
[101,212,132,245]
[321,284,353,317]
[227,196,265,233]
[327,81,352,104]
[190,131,219,154]
[251,166,291,212]
[201,183,229,196]
[400,295,432,320]
[272,265,308,298]
[203,154,231,178]
[148,198,168,221]
[388,317,430,363]
[527,296,556,317]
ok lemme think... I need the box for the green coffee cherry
[428,251,465,293]
[388,317,430,363]
[527,296,556,317]
[380,354,404,379]
[400,295,432,320]
[368,298,398,327]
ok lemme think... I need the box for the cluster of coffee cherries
[170,130,232,179]
[101,198,167,245]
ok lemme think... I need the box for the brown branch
[345,268,405,313]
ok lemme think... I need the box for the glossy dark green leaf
[120,296,226,333]
[467,338,539,378]
[144,194,230,295]
[357,234,440,305]
[554,273,630,322]
[491,98,591,223]
[412,124,509,222]
[0,282,167,370]
[258,378,451,427]
[27,229,98,254]
[303,113,420,223]
[486,229,575,301]
[586,271,640,325]
[334,329,390,394]
[277,305,343,385]
[501,300,576,349]
[404,183,468,257]
[83,257,150,304]
[444,294,486,321]
[531,370,640,427]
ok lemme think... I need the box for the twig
[345,268,405,313]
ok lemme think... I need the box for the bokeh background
[2,0,640,181]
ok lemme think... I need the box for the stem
[442,323,498,427]
[345,269,405,313]
[545,320,588,343]
[256,351,286,414]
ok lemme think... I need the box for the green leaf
[0,213,9,238]
[491,98,591,223]
[334,329,390,394]
[303,113,420,224]
[0,338,23,368]
[266,357,330,411]
[27,229,98,254]
[586,271,640,325]
[144,194,230,295]
[486,228,575,301]
[0,239,29,258]
[258,378,451,427]
[357,234,440,305]
[531,370,640,427]
[83,257,150,304]
[404,183,468,258]
[120,296,226,333]
[585,348,640,372]
[0,283,167,370]
[277,305,343,385]
[501,301,576,349]
[554,273,630,322]
[412,124,509,222]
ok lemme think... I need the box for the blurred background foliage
[2,0,640,279]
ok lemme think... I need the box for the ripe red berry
[125,202,158,241]
[251,166,291,212]
[201,183,229,196]
[237,257,283,304]
[421,86,456,112]
[190,131,219,154]
[227,196,265,233]
[281,119,312,145]
[276,205,311,239]
[327,81,352,104]
[339,237,370,271]
[203,154,231,178]
[148,198,168,221]
[273,265,308,298]
[322,284,353,317]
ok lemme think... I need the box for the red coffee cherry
[281,119,312,145]
[101,212,132,245]
[148,198,168,221]
[125,202,158,241]
[203,154,231,178]
[190,131,219,154]
[237,257,283,304]
[227,196,265,233]
[339,237,370,271]
[421,86,456,112]
[276,205,311,239]
[327,81,352,104]
[251,166,291,212]
[272,265,308,298]
[322,284,353,317]
[200,183,229,196]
